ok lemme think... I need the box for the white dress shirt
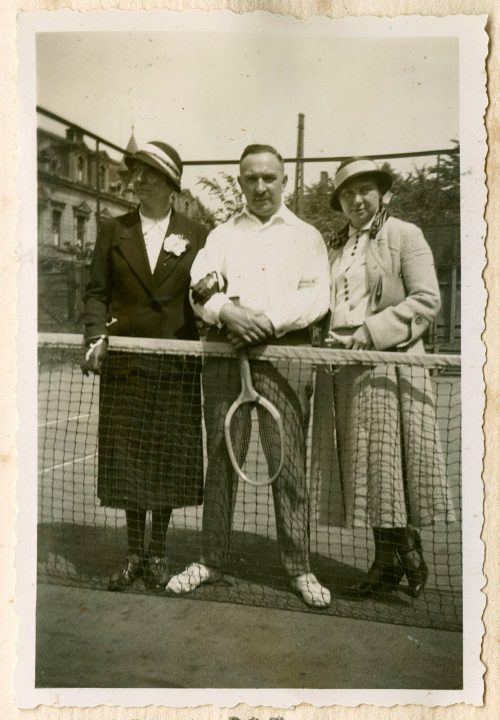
[140,209,172,273]
[190,204,330,337]
[330,218,374,329]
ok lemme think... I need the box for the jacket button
[151,299,162,312]
[415,316,422,325]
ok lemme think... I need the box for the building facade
[37,125,203,331]
[38,127,139,255]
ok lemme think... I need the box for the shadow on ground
[38,522,462,631]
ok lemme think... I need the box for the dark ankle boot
[394,526,428,598]
[348,529,403,596]
[108,553,144,591]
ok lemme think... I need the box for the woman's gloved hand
[191,271,226,306]
[81,336,108,376]
[345,325,373,350]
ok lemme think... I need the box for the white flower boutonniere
[163,234,190,257]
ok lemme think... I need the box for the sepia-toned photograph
[14,8,486,709]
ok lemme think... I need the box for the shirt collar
[236,203,298,228]
[349,214,376,235]
[139,208,172,232]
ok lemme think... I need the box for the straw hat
[125,141,183,192]
[330,157,392,211]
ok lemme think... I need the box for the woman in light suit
[323,157,456,597]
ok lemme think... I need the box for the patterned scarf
[330,207,390,251]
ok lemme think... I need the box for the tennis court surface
[38,334,462,652]
[36,583,462,688]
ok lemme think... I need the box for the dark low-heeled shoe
[398,553,428,598]
[144,555,169,591]
[382,563,405,588]
[396,528,429,598]
[108,554,143,591]
[348,561,403,597]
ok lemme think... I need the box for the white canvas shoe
[166,562,221,594]
[290,573,331,608]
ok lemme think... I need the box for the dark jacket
[84,209,208,342]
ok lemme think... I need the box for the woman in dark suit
[82,141,207,591]
[319,157,456,598]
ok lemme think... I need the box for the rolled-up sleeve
[190,228,231,325]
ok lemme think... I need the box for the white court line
[38,453,97,475]
[38,412,97,428]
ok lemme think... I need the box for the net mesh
[38,333,461,630]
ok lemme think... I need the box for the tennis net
[38,333,461,630]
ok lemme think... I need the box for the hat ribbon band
[334,159,382,190]
[141,143,181,182]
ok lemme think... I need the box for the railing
[37,105,459,171]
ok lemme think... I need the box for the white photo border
[15,9,487,709]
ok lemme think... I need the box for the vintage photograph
[15,9,486,708]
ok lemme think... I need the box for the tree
[285,176,346,247]
[381,143,460,227]
[189,196,217,231]
[296,145,460,245]
[196,145,460,241]
[196,173,243,226]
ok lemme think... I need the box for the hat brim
[125,152,181,192]
[330,170,392,211]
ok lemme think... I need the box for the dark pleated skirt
[97,351,204,510]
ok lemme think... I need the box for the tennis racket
[223,300,285,486]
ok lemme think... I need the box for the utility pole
[95,138,101,232]
[293,113,305,218]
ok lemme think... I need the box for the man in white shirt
[166,144,331,607]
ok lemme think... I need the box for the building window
[76,156,85,183]
[75,215,87,248]
[99,164,108,192]
[52,209,62,247]
[50,156,60,175]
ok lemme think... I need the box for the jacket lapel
[366,222,394,279]
[115,211,155,293]
[327,245,343,318]
[153,212,191,287]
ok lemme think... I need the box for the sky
[36,28,459,204]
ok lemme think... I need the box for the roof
[119,129,138,172]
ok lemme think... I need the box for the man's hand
[220,303,274,347]
[226,331,247,350]
[81,336,108,376]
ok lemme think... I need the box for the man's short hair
[240,144,284,167]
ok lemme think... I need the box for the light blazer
[84,208,208,342]
[328,216,441,351]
